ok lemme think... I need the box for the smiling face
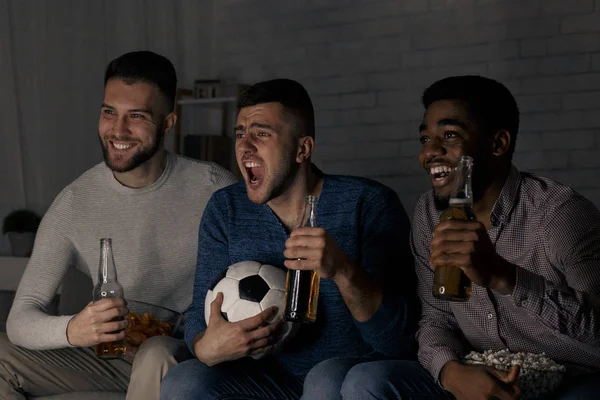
[419,99,490,208]
[234,102,301,205]
[98,79,168,173]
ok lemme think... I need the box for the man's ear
[162,112,178,136]
[492,130,511,157]
[296,136,315,163]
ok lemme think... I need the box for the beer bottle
[432,155,475,301]
[92,238,125,358]
[284,195,321,323]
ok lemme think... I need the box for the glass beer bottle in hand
[284,195,321,323]
[92,238,125,358]
[432,155,475,301]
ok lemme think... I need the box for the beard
[249,161,301,205]
[100,125,163,173]
[247,147,301,205]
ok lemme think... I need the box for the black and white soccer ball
[204,261,296,358]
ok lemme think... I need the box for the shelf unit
[173,89,238,154]
[176,96,237,106]
[174,86,246,177]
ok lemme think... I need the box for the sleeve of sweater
[185,191,230,354]
[6,189,77,349]
[210,162,239,190]
[352,186,418,357]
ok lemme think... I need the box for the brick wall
[210,0,600,215]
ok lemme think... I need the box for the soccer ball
[204,261,296,358]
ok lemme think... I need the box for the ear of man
[296,136,315,163]
[492,129,511,157]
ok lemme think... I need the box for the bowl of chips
[123,299,184,356]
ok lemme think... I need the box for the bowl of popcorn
[123,299,184,357]
[463,349,566,400]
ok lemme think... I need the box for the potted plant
[2,210,41,257]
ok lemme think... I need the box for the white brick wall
[210,0,600,214]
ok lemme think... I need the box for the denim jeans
[302,357,600,400]
[159,357,302,400]
[302,358,451,400]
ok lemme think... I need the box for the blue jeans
[302,358,600,400]
[301,358,451,400]
[160,357,302,400]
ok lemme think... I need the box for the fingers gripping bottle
[284,196,321,323]
[432,156,475,302]
[92,238,125,358]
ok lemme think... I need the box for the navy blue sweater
[185,175,417,378]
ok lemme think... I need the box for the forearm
[334,260,415,356]
[185,192,230,356]
[333,260,382,322]
[417,321,466,384]
[511,267,600,346]
[7,191,78,349]
[7,245,74,348]
[440,360,463,390]
[191,331,205,359]
[488,258,517,296]
[184,302,207,354]
[416,258,467,382]
[7,299,74,349]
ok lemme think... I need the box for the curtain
[0,0,215,254]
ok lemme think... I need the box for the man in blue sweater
[160,79,417,399]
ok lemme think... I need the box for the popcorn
[463,349,566,400]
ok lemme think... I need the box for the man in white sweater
[0,51,237,399]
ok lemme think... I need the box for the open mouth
[110,140,137,151]
[429,165,455,187]
[244,161,264,186]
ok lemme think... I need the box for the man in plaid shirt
[338,76,600,400]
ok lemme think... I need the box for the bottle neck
[98,238,118,283]
[302,196,319,228]
[450,160,473,205]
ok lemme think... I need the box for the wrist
[193,333,211,365]
[66,315,77,346]
[491,258,517,295]
[440,360,462,391]
[332,257,359,286]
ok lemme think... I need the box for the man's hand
[66,298,129,347]
[430,220,516,295]
[284,226,383,321]
[283,227,355,281]
[194,292,284,366]
[441,360,521,400]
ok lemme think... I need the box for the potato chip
[124,311,174,347]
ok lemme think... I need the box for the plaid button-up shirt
[413,165,600,382]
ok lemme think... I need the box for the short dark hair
[104,51,177,112]
[237,79,315,138]
[422,75,520,158]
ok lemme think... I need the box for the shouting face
[234,102,300,204]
